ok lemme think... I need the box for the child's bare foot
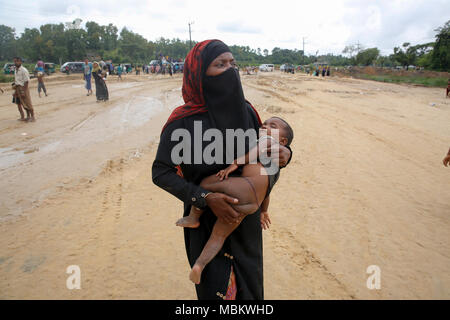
[176,216,200,228]
[189,264,203,284]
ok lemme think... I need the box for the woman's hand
[216,163,239,180]
[205,192,240,224]
[260,211,271,230]
[260,143,291,168]
[278,145,291,168]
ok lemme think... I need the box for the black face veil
[201,41,255,162]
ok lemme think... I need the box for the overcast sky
[1,0,449,56]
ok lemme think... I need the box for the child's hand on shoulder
[216,163,239,180]
[260,211,271,230]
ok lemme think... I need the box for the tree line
[0,19,448,71]
[342,20,449,71]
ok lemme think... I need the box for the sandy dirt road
[0,71,449,299]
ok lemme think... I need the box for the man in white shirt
[13,57,35,122]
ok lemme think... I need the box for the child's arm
[260,195,271,230]
[217,137,277,180]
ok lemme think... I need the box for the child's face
[260,117,288,146]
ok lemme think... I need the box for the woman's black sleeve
[152,123,210,209]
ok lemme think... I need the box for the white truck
[259,64,274,72]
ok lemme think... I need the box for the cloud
[216,21,262,34]
[1,0,449,55]
[341,0,450,54]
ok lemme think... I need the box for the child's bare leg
[175,172,260,228]
[199,173,267,215]
[175,206,203,228]
[190,215,245,284]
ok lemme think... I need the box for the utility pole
[302,37,307,65]
[188,21,194,50]
[356,40,361,53]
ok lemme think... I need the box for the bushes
[361,74,448,87]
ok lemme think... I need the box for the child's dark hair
[272,117,294,146]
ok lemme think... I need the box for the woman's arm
[152,123,241,223]
[152,125,211,209]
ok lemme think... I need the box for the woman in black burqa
[152,40,291,300]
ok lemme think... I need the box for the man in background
[83,59,93,96]
[13,57,35,122]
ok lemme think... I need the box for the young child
[37,72,48,97]
[176,116,294,284]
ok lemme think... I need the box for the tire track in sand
[268,226,356,299]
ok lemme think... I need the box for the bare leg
[29,109,35,122]
[176,206,202,228]
[190,216,245,284]
[175,172,265,228]
[188,172,268,284]
[17,103,25,120]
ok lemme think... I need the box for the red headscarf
[162,39,261,132]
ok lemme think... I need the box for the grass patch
[0,74,14,83]
[360,74,448,88]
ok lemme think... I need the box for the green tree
[0,25,16,60]
[85,21,103,51]
[431,20,450,71]
[103,23,118,51]
[355,47,380,66]
[118,27,148,63]
[375,55,395,67]
[17,28,43,62]
[392,42,419,69]
[39,23,67,63]
[64,28,87,61]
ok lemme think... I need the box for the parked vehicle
[60,62,84,74]
[259,64,274,72]
[3,63,15,74]
[172,61,184,73]
[121,63,132,73]
[34,62,56,76]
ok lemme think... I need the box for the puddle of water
[0,147,26,170]
[0,96,164,171]
[109,82,141,90]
